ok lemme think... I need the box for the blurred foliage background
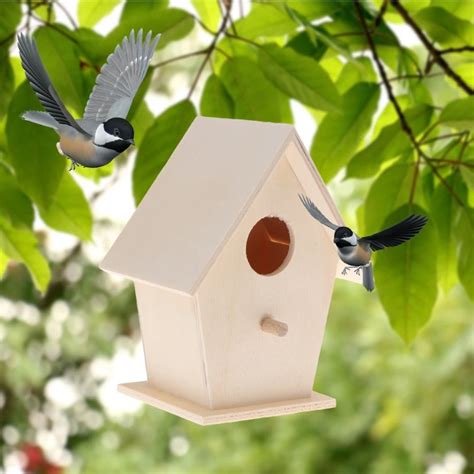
[0,0,472,473]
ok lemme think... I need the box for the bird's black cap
[104,117,134,140]
[334,227,353,239]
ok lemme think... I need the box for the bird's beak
[127,138,135,145]
[333,237,340,244]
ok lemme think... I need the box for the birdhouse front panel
[134,283,209,407]
[195,152,339,410]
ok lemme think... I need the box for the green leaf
[6,82,66,209]
[0,165,34,228]
[78,0,121,28]
[431,176,462,292]
[0,220,50,292]
[131,100,154,147]
[375,205,437,344]
[0,249,7,278]
[0,47,14,118]
[456,208,474,300]
[200,74,234,119]
[258,44,341,112]
[347,105,433,179]
[133,100,196,204]
[431,0,474,22]
[34,26,85,114]
[439,97,474,131]
[415,7,474,47]
[363,163,413,235]
[235,4,297,38]
[0,1,21,46]
[121,0,168,19]
[220,57,292,123]
[37,173,92,241]
[192,0,220,31]
[335,57,377,94]
[311,83,380,182]
[285,0,340,19]
[108,8,194,51]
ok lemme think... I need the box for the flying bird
[17,29,160,169]
[299,195,428,292]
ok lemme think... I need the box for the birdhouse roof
[100,116,355,295]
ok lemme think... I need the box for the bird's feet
[68,160,80,171]
[341,265,364,275]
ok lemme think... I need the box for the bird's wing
[298,194,339,231]
[359,215,428,251]
[83,29,160,122]
[17,33,91,136]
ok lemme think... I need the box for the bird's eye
[113,128,120,137]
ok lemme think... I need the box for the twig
[151,49,209,69]
[53,0,78,30]
[384,72,444,84]
[390,0,473,95]
[372,0,388,30]
[187,1,233,99]
[224,31,261,48]
[439,46,474,55]
[31,13,78,43]
[420,132,468,146]
[353,0,466,207]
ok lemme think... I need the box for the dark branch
[353,0,466,207]
[390,0,473,95]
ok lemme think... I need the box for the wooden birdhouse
[100,117,359,425]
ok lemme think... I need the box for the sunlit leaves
[37,173,92,241]
[200,74,234,119]
[415,7,474,47]
[311,83,380,182]
[34,26,85,114]
[258,44,342,112]
[191,0,220,31]
[108,8,194,51]
[78,0,121,28]
[430,176,462,292]
[0,1,20,117]
[363,163,414,235]
[439,96,474,131]
[220,57,292,122]
[133,100,196,204]
[0,221,50,293]
[0,48,14,118]
[235,4,297,38]
[347,105,433,178]
[0,166,34,228]
[375,205,437,344]
[455,208,474,300]
[6,83,66,209]
[0,1,21,45]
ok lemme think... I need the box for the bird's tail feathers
[363,263,375,292]
[22,111,59,129]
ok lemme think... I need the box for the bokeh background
[0,1,472,473]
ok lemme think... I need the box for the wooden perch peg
[260,316,288,337]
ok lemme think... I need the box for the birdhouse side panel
[134,283,209,408]
[195,155,338,409]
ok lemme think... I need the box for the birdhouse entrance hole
[246,217,291,275]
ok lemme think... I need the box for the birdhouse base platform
[118,381,336,425]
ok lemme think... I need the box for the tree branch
[187,1,233,99]
[390,0,473,95]
[353,0,466,207]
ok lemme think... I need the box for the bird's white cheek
[348,234,358,245]
[94,124,115,146]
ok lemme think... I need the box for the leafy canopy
[0,0,473,343]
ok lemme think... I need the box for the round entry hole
[246,217,291,275]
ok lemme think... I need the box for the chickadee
[299,195,428,292]
[17,29,160,169]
